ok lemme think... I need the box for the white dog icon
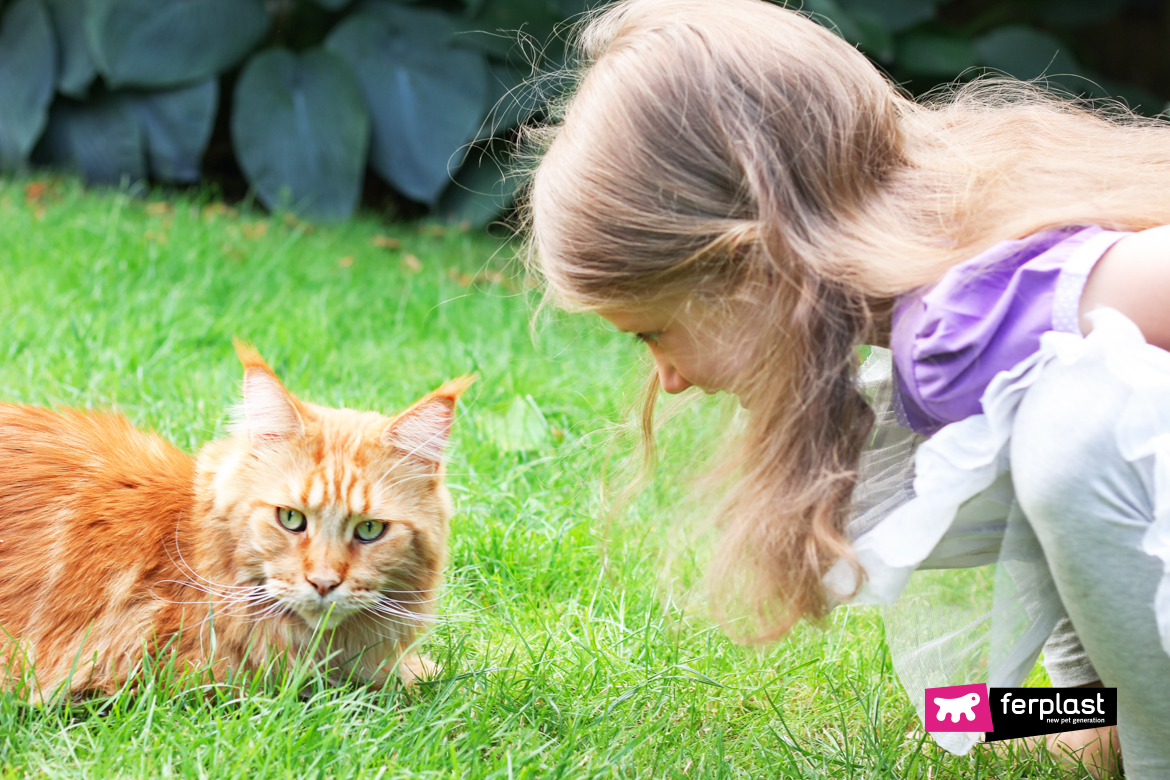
[934,692,980,723]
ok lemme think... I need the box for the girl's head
[524,0,1170,639]
[528,0,894,637]
[529,0,902,320]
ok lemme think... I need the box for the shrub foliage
[0,0,1165,224]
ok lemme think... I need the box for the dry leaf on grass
[241,222,269,240]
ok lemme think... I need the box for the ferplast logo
[924,684,994,732]
[925,685,1118,741]
[983,688,1117,742]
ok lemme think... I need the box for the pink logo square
[925,684,994,732]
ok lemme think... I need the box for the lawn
[0,177,1079,778]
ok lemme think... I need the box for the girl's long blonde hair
[524,0,1170,641]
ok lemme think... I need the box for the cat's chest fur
[0,345,469,699]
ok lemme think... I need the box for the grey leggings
[1012,351,1170,778]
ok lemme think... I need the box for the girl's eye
[277,507,307,533]
[355,520,386,543]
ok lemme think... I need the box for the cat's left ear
[382,376,474,463]
[232,338,305,442]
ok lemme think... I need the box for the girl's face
[598,300,747,395]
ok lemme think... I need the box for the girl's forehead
[596,297,690,330]
[597,307,672,333]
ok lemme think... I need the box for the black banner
[983,688,1117,742]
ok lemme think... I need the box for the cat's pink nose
[306,573,341,596]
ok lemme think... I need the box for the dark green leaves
[36,80,217,184]
[85,0,270,88]
[898,32,976,77]
[38,95,145,183]
[232,48,370,222]
[838,0,934,34]
[1038,0,1126,28]
[327,4,490,205]
[974,26,1080,83]
[131,79,218,183]
[437,139,518,228]
[0,0,57,170]
[44,0,95,97]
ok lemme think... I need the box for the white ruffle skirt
[827,309,1170,756]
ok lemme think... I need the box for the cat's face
[195,344,470,635]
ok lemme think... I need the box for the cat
[0,341,471,700]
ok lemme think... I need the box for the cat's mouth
[281,598,355,632]
[292,606,351,632]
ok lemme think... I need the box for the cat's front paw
[395,653,436,687]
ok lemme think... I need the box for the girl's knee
[1012,364,1128,490]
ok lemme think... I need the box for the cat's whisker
[366,599,441,622]
[366,606,438,623]
[163,528,264,595]
[370,469,470,495]
[374,590,442,602]
[155,580,272,608]
[359,616,428,638]
[237,604,292,624]
[159,578,269,597]
[381,426,455,473]
[368,473,454,504]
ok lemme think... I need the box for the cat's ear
[382,376,474,463]
[232,339,305,442]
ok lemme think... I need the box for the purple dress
[890,225,1131,435]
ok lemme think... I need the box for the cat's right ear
[381,376,475,463]
[232,339,305,442]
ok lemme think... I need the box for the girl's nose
[653,354,693,394]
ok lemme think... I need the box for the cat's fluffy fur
[0,343,470,699]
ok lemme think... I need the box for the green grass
[0,177,1081,778]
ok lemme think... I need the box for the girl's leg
[1011,355,1170,779]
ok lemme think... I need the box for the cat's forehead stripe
[307,474,327,509]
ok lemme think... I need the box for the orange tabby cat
[0,342,471,699]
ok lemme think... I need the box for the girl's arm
[1081,224,1170,349]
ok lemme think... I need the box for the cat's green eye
[277,507,307,533]
[354,520,386,543]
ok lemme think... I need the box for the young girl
[524,0,1170,776]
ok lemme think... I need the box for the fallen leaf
[338,256,354,268]
[24,181,47,203]
[221,243,246,260]
[424,224,446,237]
[283,213,314,232]
[445,268,512,289]
[202,202,238,220]
[401,254,422,273]
[241,221,269,240]
[372,234,401,250]
[145,202,173,215]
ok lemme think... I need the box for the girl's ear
[232,338,305,442]
[382,376,474,463]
